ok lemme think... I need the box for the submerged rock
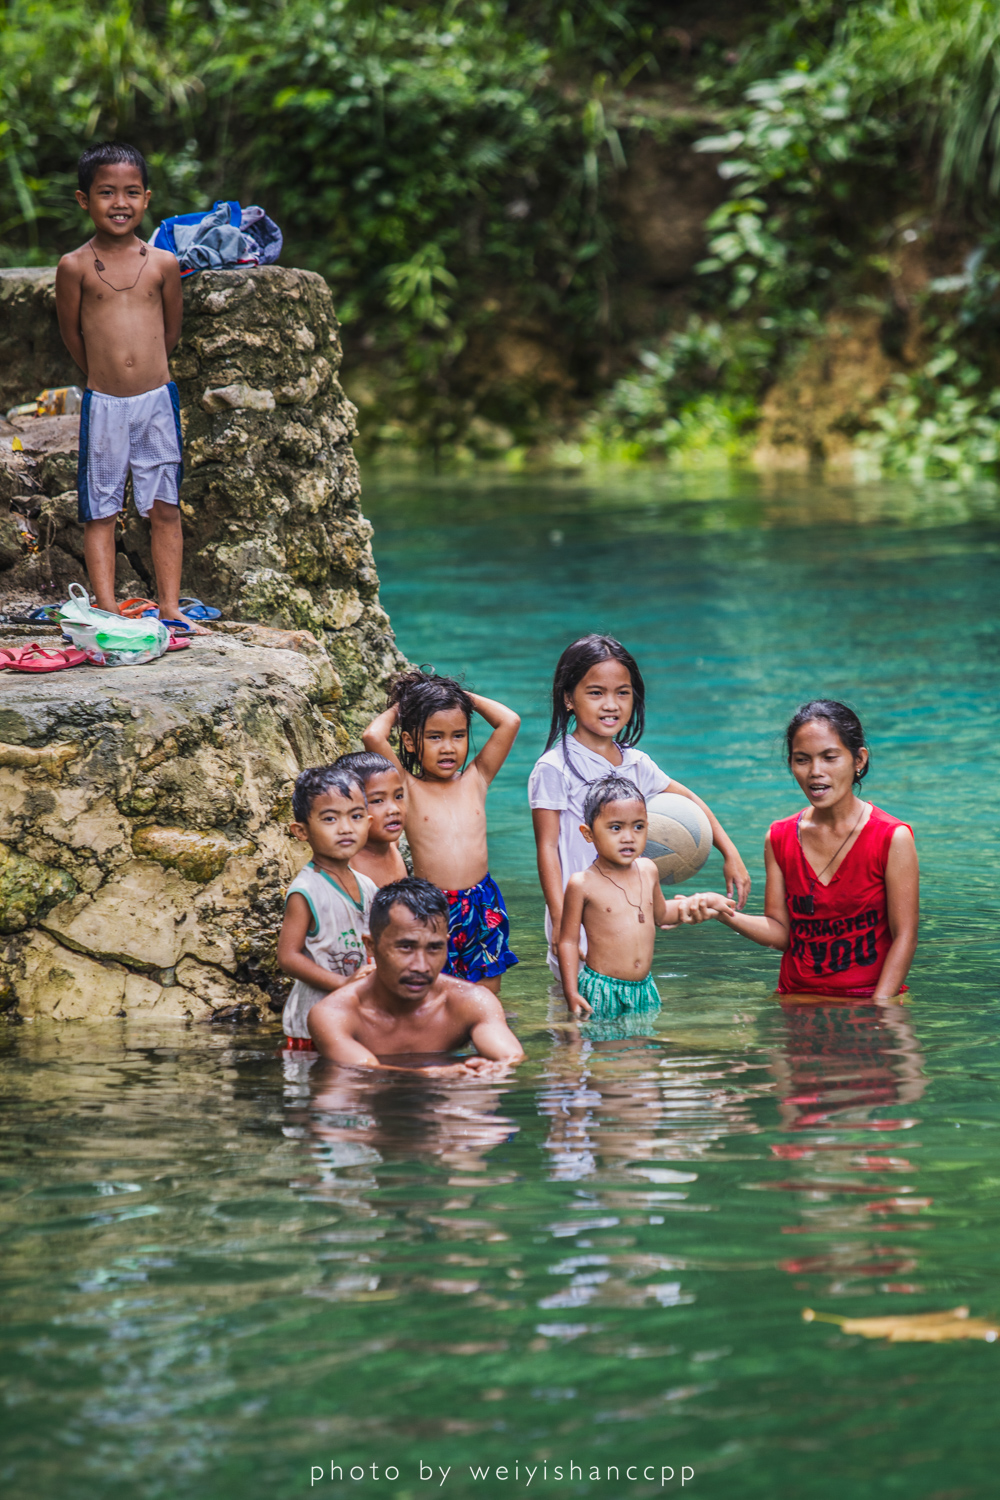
[0,265,405,1020]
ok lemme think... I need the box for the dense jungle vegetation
[4,0,1000,474]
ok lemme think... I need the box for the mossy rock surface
[0,841,76,934]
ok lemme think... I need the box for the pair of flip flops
[179,597,220,622]
[119,596,220,624]
[119,596,159,619]
[0,643,87,673]
[0,604,68,626]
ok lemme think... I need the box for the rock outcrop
[0,627,361,1021]
[0,265,404,1020]
[2,265,399,737]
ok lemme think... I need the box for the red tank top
[769,804,913,998]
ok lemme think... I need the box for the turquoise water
[3,471,1000,1499]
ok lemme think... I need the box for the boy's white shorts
[77,381,183,521]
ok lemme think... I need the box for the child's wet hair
[335,750,397,788]
[292,765,366,823]
[545,634,646,750]
[78,141,149,194]
[785,699,871,784]
[387,668,472,776]
[583,774,646,828]
[370,876,449,943]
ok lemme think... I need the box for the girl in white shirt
[528,634,750,977]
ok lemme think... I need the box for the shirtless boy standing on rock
[308,878,525,1075]
[55,141,202,630]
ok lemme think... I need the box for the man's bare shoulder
[310,977,368,1026]
[437,972,503,1017]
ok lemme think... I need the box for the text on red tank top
[769,805,912,995]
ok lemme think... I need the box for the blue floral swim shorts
[442,872,519,984]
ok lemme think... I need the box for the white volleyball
[644,791,713,884]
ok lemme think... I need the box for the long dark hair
[545,634,645,751]
[785,699,871,787]
[387,668,473,776]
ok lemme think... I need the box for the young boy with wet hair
[277,765,378,1048]
[335,750,409,887]
[557,774,730,1020]
[54,141,199,630]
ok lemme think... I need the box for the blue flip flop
[179,597,221,621]
[161,618,194,635]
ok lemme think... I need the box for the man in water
[308,877,525,1075]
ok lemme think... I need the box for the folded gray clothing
[240,205,283,264]
[173,201,258,272]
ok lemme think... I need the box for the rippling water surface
[3,471,999,1499]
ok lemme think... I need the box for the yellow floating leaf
[803,1306,999,1342]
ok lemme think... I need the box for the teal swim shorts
[578,965,661,1017]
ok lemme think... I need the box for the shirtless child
[335,751,409,887]
[363,670,520,993]
[308,878,525,1074]
[558,774,729,1020]
[54,141,201,631]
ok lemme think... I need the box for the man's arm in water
[461,984,526,1066]
[307,993,385,1067]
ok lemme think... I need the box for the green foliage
[578,317,771,464]
[859,239,1000,480]
[0,0,197,251]
[694,62,898,311]
[858,357,1000,482]
[835,0,1000,203]
[6,0,1000,466]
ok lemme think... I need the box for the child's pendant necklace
[89,237,148,291]
[596,865,645,922]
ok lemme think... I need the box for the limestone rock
[0,631,347,1018]
[0,841,76,933]
[0,264,407,1021]
[0,264,404,737]
[201,382,276,413]
[132,825,255,882]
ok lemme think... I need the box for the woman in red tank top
[704,700,919,999]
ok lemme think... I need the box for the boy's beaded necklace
[88,237,148,291]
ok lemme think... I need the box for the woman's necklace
[595,863,646,923]
[89,237,148,291]
[797,802,868,914]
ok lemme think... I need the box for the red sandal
[7,643,87,673]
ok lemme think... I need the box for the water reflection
[768,1001,929,1295]
[772,1001,926,1132]
[290,1062,517,1188]
[539,1023,766,1181]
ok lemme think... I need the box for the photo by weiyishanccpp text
[310,1459,695,1486]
